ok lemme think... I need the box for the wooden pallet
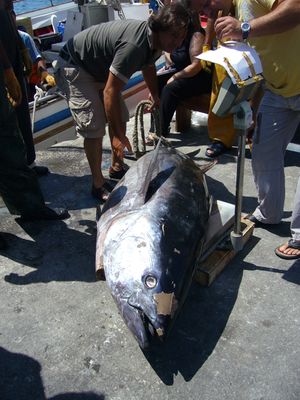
[194,217,255,287]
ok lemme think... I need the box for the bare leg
[83,137,105,188]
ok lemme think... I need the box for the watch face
[241,21,251,40]
[242,22,251,32]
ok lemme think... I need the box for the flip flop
[205,141,228,158]
[274,239,300,260]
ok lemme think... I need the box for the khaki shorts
[54,57,129,139]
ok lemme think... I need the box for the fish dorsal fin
[199,159,217,174]
[135,138,168,206]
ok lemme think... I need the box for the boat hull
[31,60,164,150]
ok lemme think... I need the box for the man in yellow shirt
[198,0,300,233]
[196,0,300,257]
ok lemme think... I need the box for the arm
[164,52,173,67]
[142,64,160,108]
[204,3,234,46]
[170,31,204,81]
[215,0,300,40]
[104,71,132,163]
[103,71,126,140]
[204,17,216,47]
[20,31,41,63]
[0,38,22,106]
[21,34,56,86]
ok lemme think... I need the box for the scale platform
[195,200,255,286]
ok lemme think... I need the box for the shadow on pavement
[1,217,97,285]
[143,235,299,384]
[0,347,105,400]
[282,259,300,285]
[143,237,259,384]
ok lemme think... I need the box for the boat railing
[14,0,74,16]
[29,91,65,110]
[29,86,65,130]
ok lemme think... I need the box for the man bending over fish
[54,4,191,202]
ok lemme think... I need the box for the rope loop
[132,100,161,159]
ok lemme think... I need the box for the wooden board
[195,217,255,286]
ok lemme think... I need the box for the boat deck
[1,113,299,399]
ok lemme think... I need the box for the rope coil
[132,100,161,159]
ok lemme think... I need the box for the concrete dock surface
[0,113,299,400]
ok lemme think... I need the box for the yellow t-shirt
[234,0,300,97]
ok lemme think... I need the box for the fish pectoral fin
[199,159,217,174]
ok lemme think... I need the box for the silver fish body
[96,145,210,349]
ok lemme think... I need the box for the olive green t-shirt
[69,19,161,84]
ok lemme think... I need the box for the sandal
[275,239,300,260]
[145,132,159,146]
[205,141,228,158]
[91,181,113,202]
[108,166,127,180]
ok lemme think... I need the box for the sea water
[14,0,72,15]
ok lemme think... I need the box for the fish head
[103,212,178,349]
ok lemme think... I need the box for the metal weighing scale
[195,41,264,285]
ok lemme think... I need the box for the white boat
[30,58,164,150]
[15,0,163,149]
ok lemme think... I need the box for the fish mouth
[121,300,170,350]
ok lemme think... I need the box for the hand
[41,71,56,87]
[215,16,243,41]
[20,48,33,76]
[167,75,176,84]
[157,65,171,74]
[111,135,133,162]
[200,44,212,73]
[4,67,22,106]
[148,93,160,111]
[123,135,133,154]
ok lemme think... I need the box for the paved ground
[0,113,299,400]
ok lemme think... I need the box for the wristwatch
[241,21,251,40]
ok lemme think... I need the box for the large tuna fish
[96,143,211,349]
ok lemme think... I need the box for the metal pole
[230,102,252,252]
[233,129,246,233]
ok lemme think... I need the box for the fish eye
[144,275,157,289]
